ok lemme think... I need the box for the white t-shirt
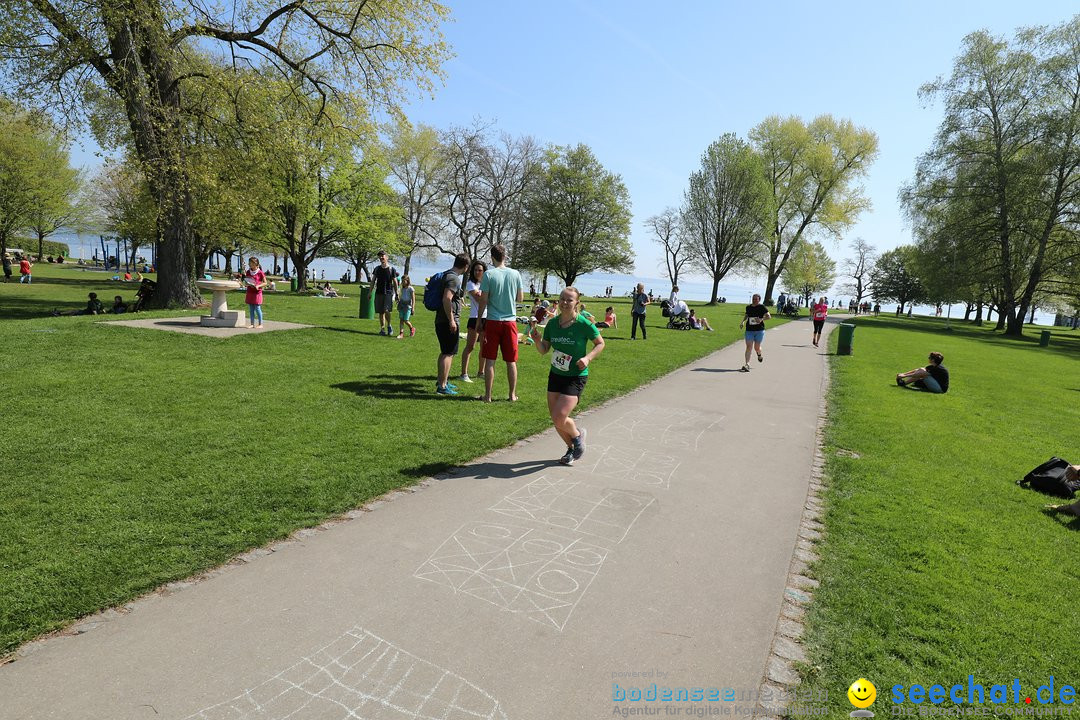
[467,280,486,319]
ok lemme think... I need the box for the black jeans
[631,312,646,339]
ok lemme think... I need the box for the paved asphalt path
[1,317,835,720]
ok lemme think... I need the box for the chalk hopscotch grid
[413,520,611,631]
[487,476,655,544]
[570,444,681,489]
[185,626,508,720]
[600,404,723,452]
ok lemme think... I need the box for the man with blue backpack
[427,253,470,396]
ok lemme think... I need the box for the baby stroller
[132,278,156,312]
[661,299,692,330]
[781,300,799,318]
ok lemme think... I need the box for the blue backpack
[422,271,448,312]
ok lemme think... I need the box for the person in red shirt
[811,296,829,347]
[244,257,266,328]
[19,256,33,283]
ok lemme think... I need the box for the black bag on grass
[1017,457,1079,498]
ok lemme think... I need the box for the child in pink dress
[244,257,266,328]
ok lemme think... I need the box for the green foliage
[0,99,84,255]
[781,240,837,306]
[870,246,925,309]
[519,144,633,286]
[0,0,452,306]
[906,16,1080,334]
[750,115,878,305]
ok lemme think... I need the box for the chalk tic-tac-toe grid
[414,520,617,631]
[185,626,508,720]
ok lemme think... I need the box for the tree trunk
[290,253,308,291]
[763,274,778,307]
[709,275,720,304]
[403,254,412,277]
[963,303,972,321]
[351,260,364,284]
[36,231,45,261]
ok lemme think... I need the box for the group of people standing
[432,244,603,465]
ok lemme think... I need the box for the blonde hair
[401,275,411,288]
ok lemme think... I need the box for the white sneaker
[460,374,474,383]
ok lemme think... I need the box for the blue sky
[69,1,1080,287]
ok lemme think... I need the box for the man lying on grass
[1046,464,1080,516]
[896,351,949,393]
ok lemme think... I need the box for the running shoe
[435,382,459,392]
[387,326,394,335]
[378,328,386,336]
[460,374,474,383]
[572,428,587,461]
[436,385,459,396]
[410,327,416,337]
[558,446,575,465]
[757,352,764,363]
[740,364,751,372]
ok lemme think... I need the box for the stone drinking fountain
[195,279,245,327]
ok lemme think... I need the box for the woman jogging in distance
[530,286,605,466]
[811,295,828,348]
[739,293,770,372]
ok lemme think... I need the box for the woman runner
[529,286,605,465]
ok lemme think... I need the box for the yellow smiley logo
[848,678,877,709]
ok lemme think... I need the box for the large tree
[644,207,688,286]
[0,0,450,306]
[750,115,878,305]
[781,240,837,307]
[681,134,769,304]
[519,144,633,287]
[871,246,925,313]
[0,102,45,257]
[908,18,1080,335]
[837,237,876,307]
[388,120,445,276]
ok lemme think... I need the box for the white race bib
[551,349,574,372]
[748,316,762,326]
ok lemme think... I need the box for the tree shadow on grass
[847,316,1080,361]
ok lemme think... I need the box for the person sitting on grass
[595,306,617,330]
[688,308,715,331]
[111,295,128,314]
[54,292,105,316]
[1046,464,1080,516]
[896,351,949,393]
[321,282,340,298]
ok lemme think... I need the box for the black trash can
[837,323,856,355]
[1039,330,1051,347]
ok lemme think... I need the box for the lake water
[50,231,1060,325]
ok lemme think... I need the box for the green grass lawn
[0,264,762,654]
[801,315,1080,717]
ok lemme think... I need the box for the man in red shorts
[477,243,524,402]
